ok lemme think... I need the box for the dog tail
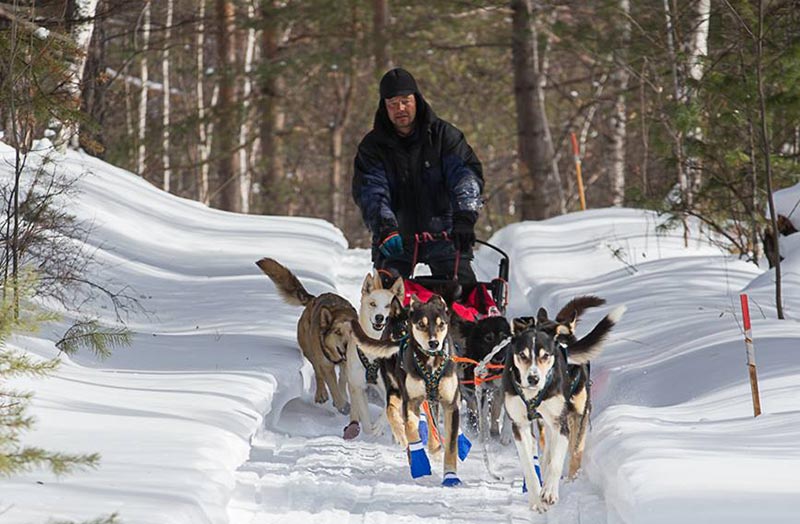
[566,305,625,365]
[349,319,401,359]
[556,295,606,324]
[255,257,315,307]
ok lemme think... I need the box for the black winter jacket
[352,92,483,249]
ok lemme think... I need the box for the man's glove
[452,213,476,253]
[379,231,403,258]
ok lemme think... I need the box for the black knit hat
[379,68,418,99]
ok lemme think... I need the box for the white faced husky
[342,270,404,440]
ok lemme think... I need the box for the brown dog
[256,257,354,414]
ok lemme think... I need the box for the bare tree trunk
[161,0,173,192]
[238,2,257,213]
[372,0,390,74]
[57,0,100,150]
[757,0,783,319]
[609,0,630,207]
[258,2,285,215]
[214,0,241,212]
[511,0,563,220]
[136,1,151,176]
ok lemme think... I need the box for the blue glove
[522,454,543,493]
[379,231,403,258]
[442,471,462,487]
[408,440,432,478]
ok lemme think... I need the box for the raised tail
[556,295,607,324]
[349,319,402,359]
[255,257,315,307]
[566,305,626,365]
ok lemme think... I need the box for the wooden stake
[570,132,587,211]
[740,293,762,417]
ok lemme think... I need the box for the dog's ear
[512,316,533,333]
[319,307,333,331]
[389,276,405,301]
[563,310,578,334]
[432,294,448,309]
[537,307,549,324]
[361,273,375,296]
[452,316,474,340]
[371,270,384,290]
[410,294,422,310]
[390,295,404,316]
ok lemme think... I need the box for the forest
[2,0,799,252]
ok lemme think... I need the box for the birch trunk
[136,1,151,176]
[162,0,173,192]
[238,2,257,213]
[196,0,210,204]
[609,0,630,207]
[511,0,563,220]
[60,0,101,150]
[685,0,710,195]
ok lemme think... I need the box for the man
[352,68,484,285]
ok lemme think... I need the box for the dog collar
[512,367,553,421]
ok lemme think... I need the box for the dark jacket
[352,92,483,250]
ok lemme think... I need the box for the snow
[1,141,798,524]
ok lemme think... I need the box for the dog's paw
[531,499,550,513]
[314,389,329,404]
[342,421,360,440]
[368,422,385,437]
[457,433,472,461]
[441,472,461,487]
[540,482,559,506]
[407,441,432,479]
[499,432,513,446]
[336,401,351,415]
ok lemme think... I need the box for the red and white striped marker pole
[739,293,762,417]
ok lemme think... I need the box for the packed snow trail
[228,249,607,524]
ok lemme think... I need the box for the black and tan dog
[452,315,512,437]
[256,257,354,414]
[349,294,464,486]
[505,303,624,512]
[513,295,607,477]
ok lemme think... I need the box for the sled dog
[505,303,624,512]
[256,257,354,414]
[513,295,607,477]
[349,294,465,486]
[342,271,404,440]
[453,315,512,437]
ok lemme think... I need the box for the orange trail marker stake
[570,132,586,211]
[740,293,762,417]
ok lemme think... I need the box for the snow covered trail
[228,248,607,524]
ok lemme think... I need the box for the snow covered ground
[1,142,798,524]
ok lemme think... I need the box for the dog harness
[357,346,381,385]
[412,339,451,403]
[511,367,553,421]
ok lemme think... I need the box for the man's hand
[379,231,404,258]
[452,213,476,253]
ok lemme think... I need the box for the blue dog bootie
[418,411,429,445]
[442,471,462,487]
[522,454,543,493]
[457,429,472,461]
[408,440,432,478]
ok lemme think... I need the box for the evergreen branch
[55,320,132,359]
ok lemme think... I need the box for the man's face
[385,94,416,136]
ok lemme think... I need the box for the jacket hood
[373,91,435,145]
